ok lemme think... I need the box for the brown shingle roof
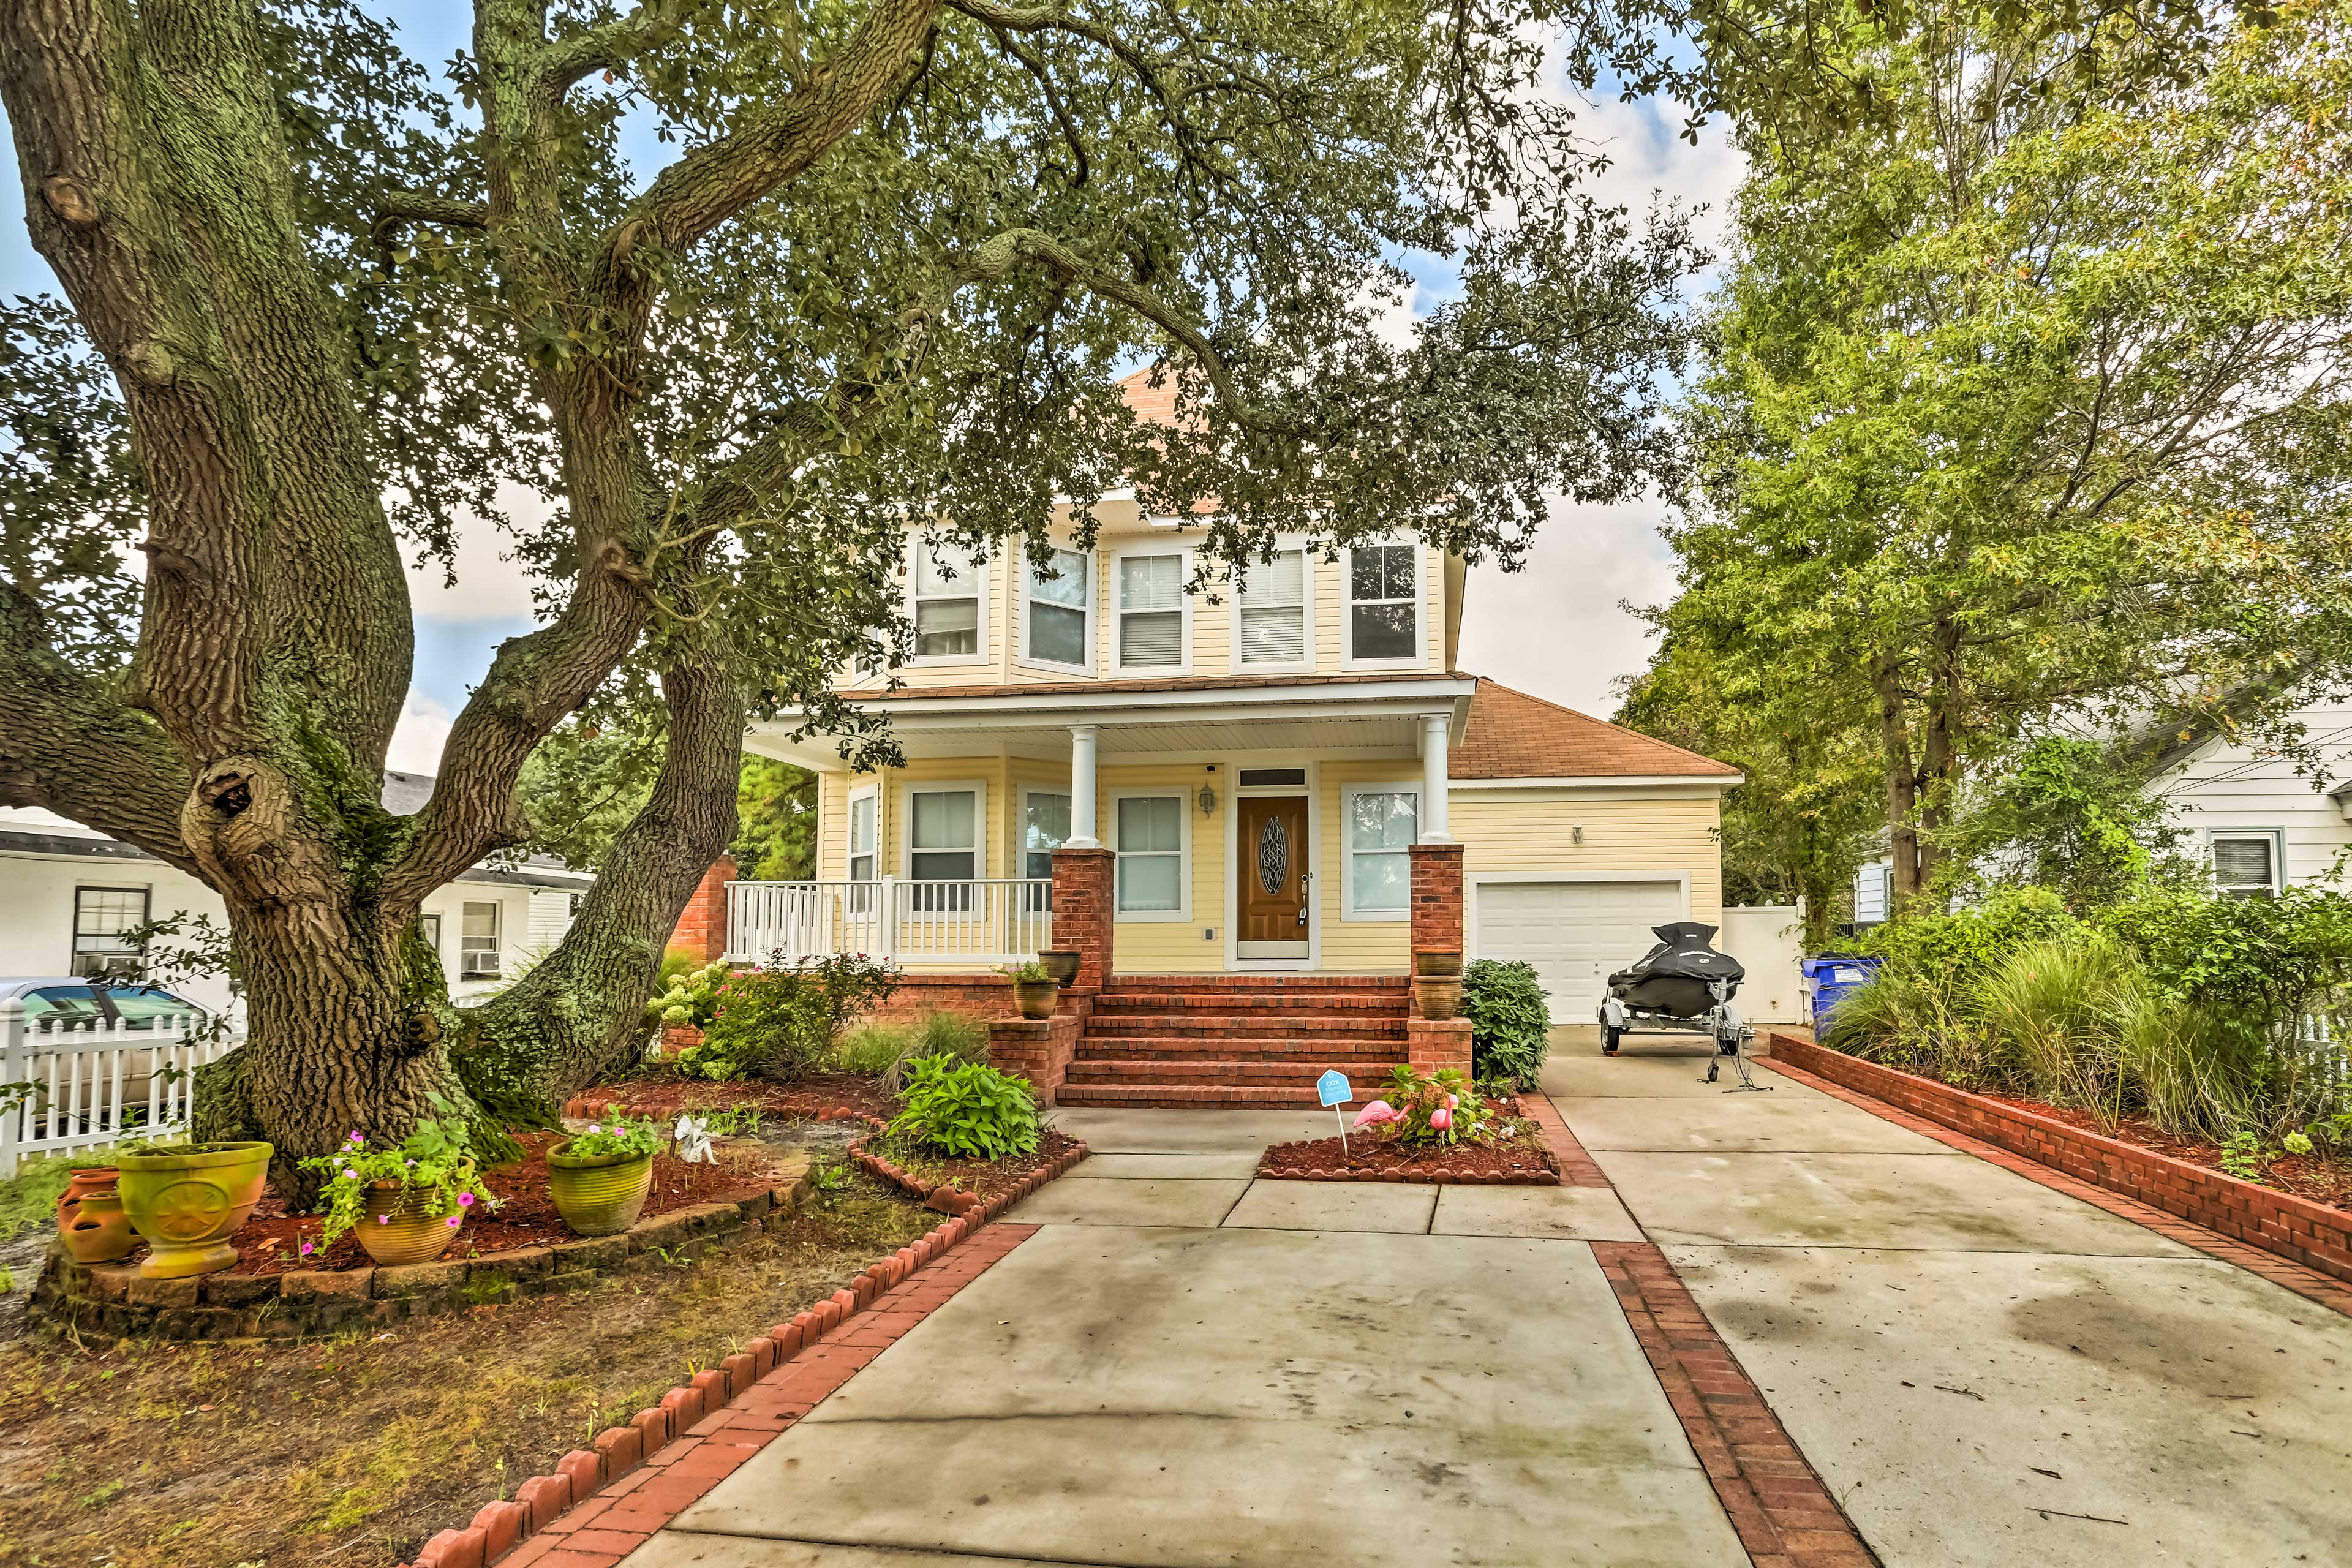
[1454,679,1739,780]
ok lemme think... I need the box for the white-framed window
[1344,541,1420,665]
[1022,790,1071,881]
[2212,831,2283,899]
[902,783,984,880]
[1343,785,1419,919]
[418,912,443,956]
[1113,791,1188,919]
[461,900,502,980]
[910,538,989,663]
[1020,546,1092,671]
[1235,546,1311,669]
[846,787,880,882]
[1115,549,1187,671]
[71,886,149,979]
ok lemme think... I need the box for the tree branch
[370,191,489,239]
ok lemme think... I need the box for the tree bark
[1874,661,1923,911]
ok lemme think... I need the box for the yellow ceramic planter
[118,1142,273,1278]
[546,1143,654,1237]
[358,1182,464,1265]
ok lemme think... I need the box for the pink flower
[378,1213,391,1224]
[1430,1107,1452,1131]
[299,1241,314,1256]
[348,1131,364,1145]
[586,1123,601,1135]
[445,1215,462,1228]
[457,1192,475,1207]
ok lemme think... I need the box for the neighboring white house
[1850,698,2352,919]
[0,770,595,1012]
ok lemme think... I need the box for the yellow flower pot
[546,1142,654,1237]
[358,1182,464,1265]
[118,1141,273,1278]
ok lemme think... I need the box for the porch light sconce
[1197,785,1218,816]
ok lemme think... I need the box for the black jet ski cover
[1606,923,1746,1016]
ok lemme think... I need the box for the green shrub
[835,1011,991,1092]
[887,1057,1040,1159]
[645,957,729,1032]
[1366,1064,1494,1147]
[1854,886,2087,979]
[2099,884,2352,1024]
[688,952,900,1082]
[1463,959,1551,1088]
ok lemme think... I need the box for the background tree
[0,0,1702,1194]
[1634,1,2352,917]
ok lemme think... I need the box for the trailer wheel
[1601,1027,1622,1056]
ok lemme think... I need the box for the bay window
[1118,552,1185,669]
[912,542,987,660]
[1025,547,1091,668]
[1237,548,1308,667]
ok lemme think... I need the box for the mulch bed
[854,1128,1088,1207]
[574,1070,901,1123]
[207,1132,779,1278]
[1969,1088,2352,1213]
[1258,1115,1562,1185]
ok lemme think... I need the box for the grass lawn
[0,1164,935,1568]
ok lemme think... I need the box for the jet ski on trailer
[1598,922,1760,1084]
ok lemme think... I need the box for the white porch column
[1420,714,1453,843]
[1068,723,1101,848]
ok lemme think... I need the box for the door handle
[1297,904,1308,927]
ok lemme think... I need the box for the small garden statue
[673,1114,715,1164]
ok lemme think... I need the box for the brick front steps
[1058,974,1415,1108]
[1766,1032,2352,1314]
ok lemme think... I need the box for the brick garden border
[404,1122,1084,1568]
[1766,1033,2352,1313]
[30,1158,815,1343]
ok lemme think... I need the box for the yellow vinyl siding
[1316,760,1415,973]
[1099,762,1224,973]
[1451,793,1724,925]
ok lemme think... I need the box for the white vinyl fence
[0,998,238,1175]
[2292,1006,2352,1114]
[728,878,1054,968]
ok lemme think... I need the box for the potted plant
[546,1115,664,1236]
[1414,970,1464,1020]
[118,1140,274,1278]
[298,1115,499,1266]
[1001,960,1059,1020]
[1413,950,1463,978]
[56,1161,135,1264]
[1037,950,1082,989]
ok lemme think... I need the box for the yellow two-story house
[733,377,1741,1079]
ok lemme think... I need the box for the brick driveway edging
[1765,1034,2352,1317]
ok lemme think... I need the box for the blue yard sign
[1317,1069,1355,1155]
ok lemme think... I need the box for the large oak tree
[1,0,1705,1195]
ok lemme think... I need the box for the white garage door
[1475,881,1686,1020]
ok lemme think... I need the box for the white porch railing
[728,878,1053,967]
[0,1000,238,1175]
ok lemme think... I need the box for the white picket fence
[727,878,1053,967]
[0,998,238,1175]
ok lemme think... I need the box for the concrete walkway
[637,1106,1749,1567]
[1551,1038,2352,1566]
[622,1039,2352,1568]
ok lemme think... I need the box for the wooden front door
[1237,795,1310,955]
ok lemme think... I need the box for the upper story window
[1237,548,1308,668]
[1347,543,1419,663]
[2212,832,2281,899]
[1117,552,1185,670]
[1023,548,1091,669]
[912,542,987,662]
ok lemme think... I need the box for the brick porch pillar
[1050,846,1115,991]
[668,856,737,963]
[1409,841,1465,962]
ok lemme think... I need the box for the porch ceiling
[751,676,1474,769]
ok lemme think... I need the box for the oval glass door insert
[1257,818,1290,896]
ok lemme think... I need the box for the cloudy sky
[0,10,1743,773]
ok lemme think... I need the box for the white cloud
[387,690,454,775]
[1458,489,1678,718]
[404,481,554,625]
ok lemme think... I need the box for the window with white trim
[1237,548,1307,666]
[847,790,878,882]
[1117,552,1185,669]
[911,542,986,660]
[461,900,502,980]
[1347,544,1418,662]
[2212,832,2282,899]
[71,886,149,979]
[1023,792,1071,881]
[908,789,979,880]
[419,912,443,957]
[1115,794,1185,914]
[1025,547,1091,668]
[1344,788,1417,916]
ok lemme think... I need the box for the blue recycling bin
[1801,955,1882,1028]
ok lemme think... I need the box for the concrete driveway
[1548,1041,2352,1567]
[636,1107,1747,1568]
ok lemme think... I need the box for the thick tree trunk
[457,654,744,1117]
[1874,662,1923,911]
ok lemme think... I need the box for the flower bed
[1967,1090,2352,1212]
[568,1071,900,1124]
[850,1126,1090,1210]
[1257,1112,1561,1185]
